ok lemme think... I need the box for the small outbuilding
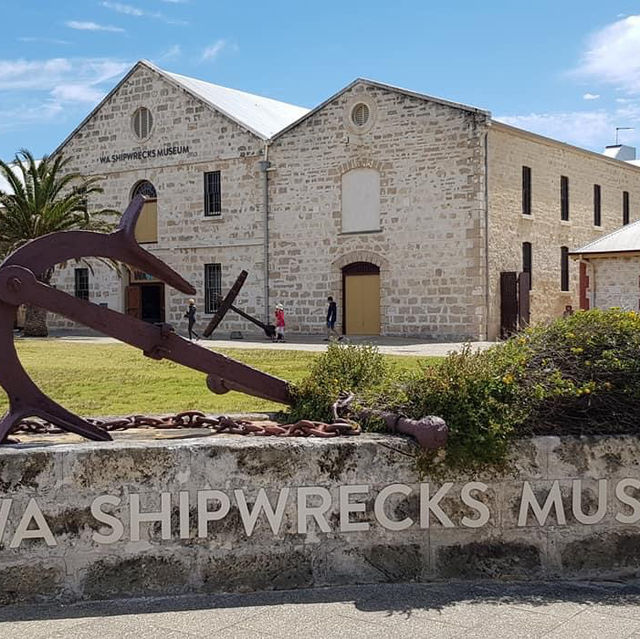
[571,220,640,312]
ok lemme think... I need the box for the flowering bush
[290,310,640,473]
[404,309,640,472]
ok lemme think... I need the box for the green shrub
[290,310,640,475]
[404,308,640,473]
[518,308,640,434]
[289,343,392,423]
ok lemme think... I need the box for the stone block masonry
[2,432,640,604]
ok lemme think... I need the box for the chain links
[12,412,361,438]
[11,393,361,440]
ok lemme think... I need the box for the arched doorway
[125,180,164,324]
[342,262,380,335]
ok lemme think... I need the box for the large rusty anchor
[203,270,276,340]
[0,196,292,444]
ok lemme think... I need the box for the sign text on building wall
[99,145,190,164]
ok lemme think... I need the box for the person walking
[184,298,199,341]
[325,296,342,341]
[274,303,285,342]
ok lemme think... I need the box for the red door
[579,263,590,310]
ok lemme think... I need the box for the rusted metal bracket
[0,196,292,444]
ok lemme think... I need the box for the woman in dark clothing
[184,298,199,341]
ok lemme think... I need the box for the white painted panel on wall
[341,168,380,233]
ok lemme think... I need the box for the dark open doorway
[125,282,164,324]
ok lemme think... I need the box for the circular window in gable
[132,107,153,140]
[351,103,370,127]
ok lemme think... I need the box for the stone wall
[49,62,269,334]
[3,432,640,604]
[487,123,640,338]
[586,255,640,311]
[269,82,489,340]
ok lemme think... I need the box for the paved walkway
[3,581,640,638]
[43,332,495,358]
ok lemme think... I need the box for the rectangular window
[623,191,630,225]
[204,263,222,313]
[74,268,89,301]
[594,184,601,226]
[560,176,569,221]
[522,242,532,290]
[204,171,221,216]
[522,166,531,215]
[561,246,569,292]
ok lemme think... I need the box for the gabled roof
[571,220,640,256]
[272,77,491,140]
[54,60,310,155]
[161,66,309,139]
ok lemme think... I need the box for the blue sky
[2,1,640,160]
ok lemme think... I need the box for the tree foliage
[0,149,117,335]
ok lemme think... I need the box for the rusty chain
[10,393,361,440]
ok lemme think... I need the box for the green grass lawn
[0,341,433,417]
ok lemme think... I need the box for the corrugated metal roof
[572,219,640,255]
[161,67,310,139]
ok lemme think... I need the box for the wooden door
[518,271,530,328]
[125,285,141,319]
[500,272,518,338]
[344,273,380,335]
[134,199,158,244]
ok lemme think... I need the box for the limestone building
[47,59,640,340]
[571,220,640,311]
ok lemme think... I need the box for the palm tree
[0,149,117,336]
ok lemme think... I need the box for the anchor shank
[0,266,291,405]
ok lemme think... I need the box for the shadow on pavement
[2,580,640,623]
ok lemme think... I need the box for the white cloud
[101,1,188,25]
[0,57,129,133]
[18,37,71,45]
[51,84,105,103]
[576,15,640,93]
[0,102,64,133]
[496,110,619,150]
[202,40,226,61]
[160,0,188,3]
[159,45,182,61]
[66,21,125,32]
[101,2,143,16]
[583,92,600,100]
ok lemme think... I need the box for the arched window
[341,168,381,233]
[132,180,157,200]
[131,180,158,244]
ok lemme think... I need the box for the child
[274,303,285,341]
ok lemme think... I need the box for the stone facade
[46,61,640,340]
[582,255,640,311]
[51,62,269,335]
[269,83,488,339]
[487,124,640,338]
